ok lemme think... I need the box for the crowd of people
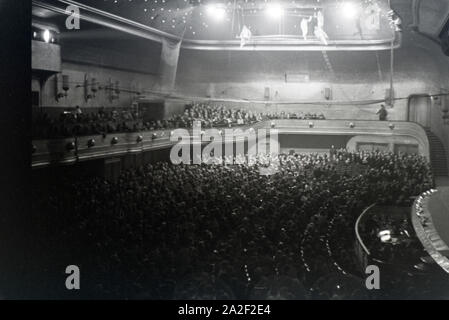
[32,106,146,139]
[32,104,326,139]
[169,103,325,129]
[31,149,443,299]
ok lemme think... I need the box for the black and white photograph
[2,0,449,306]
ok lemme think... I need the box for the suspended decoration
[313,10,328,45]
[300,15,312,40]
[239,24,252,47]
[84,0,398,45]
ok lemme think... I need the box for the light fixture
[136,135,143,143]
[66,141,76,151]
[341,2,359,19]
[108,79,120,102]
[84,74,93,102]
[265,3,284,19]
[111,137,119,145]
[87,139,95,148]
[55,74,70,101]
[349,122,355,128]
[380,234,392,242]
[62,75,70,94]
[152,133,158,140]
[309,122,314,128]
[389,123,395,130]
[91,78,98,96]
[205,4,226,21]
[43,29,51,43]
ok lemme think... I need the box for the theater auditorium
[27,0,449,299]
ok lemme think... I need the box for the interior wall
[32,35,162,112]
[176,38,443,121]
[35,62,158,109]
[175,33,449,171]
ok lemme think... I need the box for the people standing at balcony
[377,104,388,121]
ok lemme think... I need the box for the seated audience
[32,149,444,299]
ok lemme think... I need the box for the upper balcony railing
[32,119,430,168]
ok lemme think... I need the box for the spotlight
[309,122,314,128]
[136,135,143,143]
[43,29,51,43]
[206,4,226,21]
[341,2,358,19]
[111,137,119,145]
[265,3,284,19]
[152,133,158,140]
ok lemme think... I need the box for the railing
[32,120,431,168]
[354,203,376,271]
[411,188,449,274]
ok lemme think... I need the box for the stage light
[341,2,358,19]
[43,29,51,43]
[206,4,226,21]
[265,3,284,19]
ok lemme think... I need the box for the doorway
[408,94,431,128]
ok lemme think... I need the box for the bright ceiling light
[43,29,51,43]
[265,3,284,19]
[206,4,226,21]
[341,2,359,19]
